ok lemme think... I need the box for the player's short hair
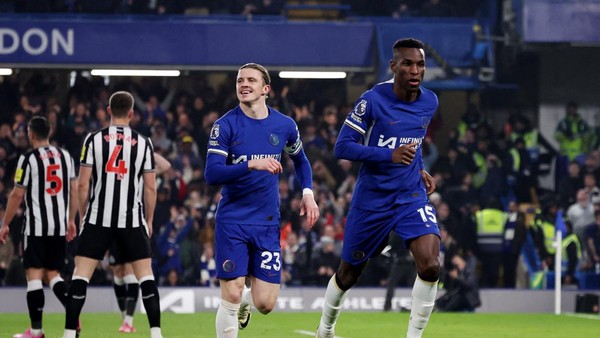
[393,38,425,50]
[109,91,134,118]
[392,38,425,60]
[28,115,50,140]
[239,63,271,85]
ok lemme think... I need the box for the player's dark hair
[109,91,134,118]
[239,63,271,85]
[28,115,50,140]
[393,38,425,50]
[392,38,425,61]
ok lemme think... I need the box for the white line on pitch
[294,329,344,338]
[563,312,600,320]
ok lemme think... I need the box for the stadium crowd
[0,69,599,293]
[0,0,483,19]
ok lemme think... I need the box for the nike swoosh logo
[389,120,402,125]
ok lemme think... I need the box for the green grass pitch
[1,312,598,337]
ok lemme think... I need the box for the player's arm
[67,178,78,241]
[143,171,156,237]
[154,153,171,175]
[0,186,25,244]
[286,124,319,227]
[143,140,157,237]
[417,142,436,195]
[77,166,92,225]
[334,123,395,163]
[290,150,319,228]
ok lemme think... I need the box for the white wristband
[302,188,314,196]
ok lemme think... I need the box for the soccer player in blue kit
[205,63,320,338]
[315,38,440,338]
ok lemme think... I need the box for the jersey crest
[210,124,220,139]
[269,133,280,146]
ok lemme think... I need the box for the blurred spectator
[156,210,194,282]
[310,236,340,286]
[530,200,559,270]
[193,110,220,161]
[434,253,480,312]
[475,198,507,287]
[554,101,592,185]
[582,151,600,183]
[582,173,600,206]
[163,269,184,286]
[562,220,582,287]
[421,136,439,172]
[172,135,203,184]
[199,242,217,287]
[383,232,416,311]
[240,0,284,15]
[503,137,533,203]
[89,107,110,131]
[567,189,595,241]
[301,120,327,160]
[0,208,13,285]
[558,161,584,210]
[502,200,527,288]
[281,231,301,286]
[583,210,600,273]
[431,146,475,188]
[151,122,174,155]
[480,154,506,207]
[419,0,454,17]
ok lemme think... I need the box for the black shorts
[77,224,151,263]
[23,235,66,270]
[108,241,126,266]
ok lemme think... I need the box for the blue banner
[375,18,479,86]
[523,0,600,43]
[0,17,374,69]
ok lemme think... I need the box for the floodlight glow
[90,69,180,77]
[0,68,13,75]
[278,71,347,79]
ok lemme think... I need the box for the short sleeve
[14,154,29,188]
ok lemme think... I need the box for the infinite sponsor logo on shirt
[210,124,220,139]
[377,135,422,149]
[232,153,281,164]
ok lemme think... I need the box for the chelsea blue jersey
[335,80,438,211]
[205,106,307,225]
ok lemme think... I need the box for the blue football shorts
[341,200,440,265]
[214,222,282,284]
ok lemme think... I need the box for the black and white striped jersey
[14,145,76,237]
[80,125,155,229]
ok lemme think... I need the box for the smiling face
[390,47,426,99]
[236,67,270,105]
